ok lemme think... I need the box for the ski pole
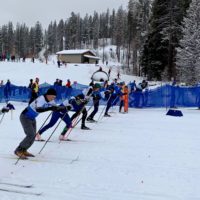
[62,104,93,141]
[59,117,79,142]
[0,113,5,124]
[38,111,69,154]
[73,104,93,127]
[97,104,107,122]
[97,94,113,122]
[98,94,119,121]
[37,111,53,133]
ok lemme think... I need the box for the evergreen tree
[7,22,14,55]
[57,19,65,50]
[176,0,200,85]
[46,22,55,53]
[82,14,90,48]
[1,25,8,54]
[92,11,100,49]
[109,9,116,44]
[141,0,191,81]
[28,27,35,56]
[34,21,43,55]
[115,6,126,62]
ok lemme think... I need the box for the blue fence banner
[1,83,200,108]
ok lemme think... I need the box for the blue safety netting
[1,83,200,108]
[128,84,200,108]
[0,83,85,104]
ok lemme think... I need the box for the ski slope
[0,60,199,199]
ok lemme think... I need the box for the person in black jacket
[87,83,102,122]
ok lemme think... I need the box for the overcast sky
[0,0,128,29]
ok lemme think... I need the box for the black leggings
[71,107,87,126]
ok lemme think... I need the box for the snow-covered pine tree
[92,11,100,49]
[34,21,43,55]
[0,25,8,54]
[29,27,36,56]
[176,0,200,85]
[109,9,116,45]
[141,0,191,81]
[115,6,126,62]
[82,14,90,49]
[7,22,14,55]
[57,19,65,51]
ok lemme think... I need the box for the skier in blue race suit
[104,83,124,117]
[35,99,72,141]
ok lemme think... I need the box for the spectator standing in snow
[28,79,33,89]
[54,79,60,86]
[4,79,11,100]
[58,79,63,86]
[108,67,111,78]
[130,80,136,93]
[0,80,4,87]
[66,79,72,88]
[135,80,148,108]
[29,77,40,104]
[98,66,103,72]
[117,71,120,80]
[135,80,148,92]
[57,60,61,68]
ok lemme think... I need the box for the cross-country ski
[0,182,33,188]
[0,188,42,196]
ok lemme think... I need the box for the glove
[51,106,66,112]
[104,91,110,95]
[2,107,9,113]
[56,106,66,111]
[66,105,72,111]
[82,98,89,104]
[51,105,59,111]
[76,99,82,105]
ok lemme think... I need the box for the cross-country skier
[104,83,124,117]
[59,85,97,138]
[14,88,64,159]
[87,83,102,122]
[35,99,72,141]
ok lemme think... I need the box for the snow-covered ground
[0,58,140,86]
[0,60,200,199]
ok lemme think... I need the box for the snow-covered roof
[83,55,100,60]
[56,49,95,55]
